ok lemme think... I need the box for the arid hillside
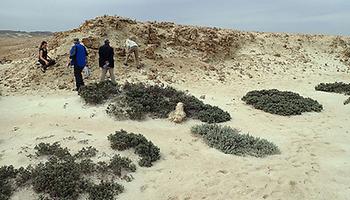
[0,15,349,93]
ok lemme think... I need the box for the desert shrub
[96,161,109,174]
[0,166,18,200]
[79,159,96,174]
[191,124,280,157]
[87,181,124,200]
[109,155,136,176]
[242,89,323,116]
[105,97,129,120]
[108,82,231,123]
[108,130,161,167]
[15,166,33,187]
[31,157,83,200]
[315,82,350,95]
[34,142,71,159]
[28,154,133,199]
[79,81,120,104]
[196,105,231,123]
[0,142,140,200]
[74,146,98,159]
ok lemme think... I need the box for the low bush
[74,146,98,159]
[109,154,136,176]
[315,82,350,95]
[108,130,161,167]
[107,82,231,123]
[34,142,71,159]
[87,181,124,200]
[79,81,120,104]
[31,157,83,200]
[191,124,280,157]
[242,89,323,116]
[0,166,18,200]
[1,142,139,200]
[15,166,33,187]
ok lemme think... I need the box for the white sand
[1,75,350,200]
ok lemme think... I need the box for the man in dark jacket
[99,39,116,84]
[69,38,88,91]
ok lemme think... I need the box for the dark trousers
[39,59,55,70]
[74,65,85,91]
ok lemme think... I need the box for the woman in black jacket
[99,39,116,84]
[38,41,55,73]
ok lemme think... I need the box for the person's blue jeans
[74,65,84,91]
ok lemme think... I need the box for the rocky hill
[0,15,349,93]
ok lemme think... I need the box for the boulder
[82,36,100,49]
[144,44,157,59]
[168,102,186,123]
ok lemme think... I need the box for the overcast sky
[0,0,349,35]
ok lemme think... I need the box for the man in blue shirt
[69,38,88,91]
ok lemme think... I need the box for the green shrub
[78,159,96,174]
[31,157,83,200]
[0,166,18,200]
[74,146,98,159]
[34,142,71,159]
[191,124,280,157]
[15,166,33,187]
[87,181,124,200]
[108,82,231,123]
[196,105,231,123]
[242,89,323,116]
[0,142,139,200]
[108,130,160,167]
[79,81,120,104]
[315,82,350,95]
[109,155,136,176]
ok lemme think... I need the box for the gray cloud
[0,0,349,35]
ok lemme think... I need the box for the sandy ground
[1,73,350,200]
[1,16,350,200]
[0,36,50,62]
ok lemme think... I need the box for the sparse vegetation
[87,181,124,200]
[0,166,17,200]
[315,82,350,95]
[0,141,141,200]
[79,81,120,104]
[34,142,71,159]
[74,146,98,159]
[106,82,231,123]
[31,157,84,199]
[109,154,137,175]
[108,129,161,167]
[191,124,280,157]
[344,97,350,105]
[242,89,323,116]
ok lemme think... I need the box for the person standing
[38,41,55,73]
[124,36,140,67]
[69,38,88,91]
[99,39,116,84]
